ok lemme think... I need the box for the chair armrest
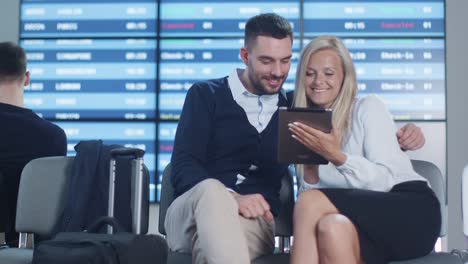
[462,164,468,236]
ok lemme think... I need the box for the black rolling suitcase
[108,147,149,234]
[31,147,168,264]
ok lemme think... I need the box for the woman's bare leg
[290,190,338,264]
[317,213,363,264]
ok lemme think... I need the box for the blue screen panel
[159,37,445,121]
[319,38,445,120]
[20,0,158,38]
[21,39,157,120]
[160,0,300,37]
[303,1,444,37]
[158,38,300,120]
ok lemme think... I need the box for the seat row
[0,157,464,263]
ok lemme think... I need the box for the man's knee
[191,179,228,199]
[189,179,237,209]
[195,178,225,192]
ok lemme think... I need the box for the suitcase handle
[110,148,145,159]
[86,216,126,233]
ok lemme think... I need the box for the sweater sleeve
[170,83,215,196]
[300,95,420,192]
[333,95,417,191]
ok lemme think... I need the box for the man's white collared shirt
[228,69,279,133]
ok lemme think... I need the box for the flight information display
[19,0,446,203]
[159,38,300,120]
[303,0,444,37]
[21,39,157,120]
[160,0,300,37]
[335,38,445,120]
[57,121,157,202]
[20,0,157,38]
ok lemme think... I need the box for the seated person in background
[288,36,440,264]
[0,42,67,246]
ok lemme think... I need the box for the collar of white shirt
[227,69,279,133]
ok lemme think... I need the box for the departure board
[20,0,159,202]
[160,0,300,37]
[303,0,444,37]
[159,38,300,120]
[20,0,157,38]
[337,38,444,120]
[21,39,157,120]
[19,0,446,203]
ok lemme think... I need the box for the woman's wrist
[330,152,347,167]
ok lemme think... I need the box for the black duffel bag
[32,216,168,264]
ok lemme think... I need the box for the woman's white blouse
[298,95,426,193]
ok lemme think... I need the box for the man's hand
[233,193,274,222]
[397,123,425,151]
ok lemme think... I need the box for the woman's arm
[303,164,319,184]
[292,95,419,191]
[331,95,417,191]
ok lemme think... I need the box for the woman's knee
[317,214,357,243]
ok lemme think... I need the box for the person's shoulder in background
[25,111,68,156]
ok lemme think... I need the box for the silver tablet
[277,107,332,164]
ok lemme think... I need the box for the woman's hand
[288,122,347,166]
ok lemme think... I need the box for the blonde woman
[288,36,440,264]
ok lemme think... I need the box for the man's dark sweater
[0,102,67,242]
[171,77,289,216]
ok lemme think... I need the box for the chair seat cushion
[167,251,291,264]
[389,252,462,264]
[252,253,290,264]
[167,251,192,264]
[0,248,33,264]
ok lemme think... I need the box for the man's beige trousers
[164,179,275,264]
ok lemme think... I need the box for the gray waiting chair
[389,160,461,264]
[158,163,294,264]
[451,163,468,262]
[0,156,74,264]
[0,154,151,264]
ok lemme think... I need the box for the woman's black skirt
[319,181,441,264]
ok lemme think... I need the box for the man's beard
[250,73,285,95]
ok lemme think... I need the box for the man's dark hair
[244,13,293,49]
[0,42,27,82]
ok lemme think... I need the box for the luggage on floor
[32,217,167,264]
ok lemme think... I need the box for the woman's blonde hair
[293,35,357,143]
